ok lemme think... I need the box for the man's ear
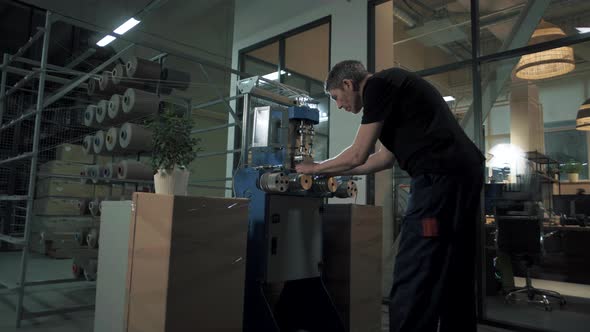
[342,79,354,91]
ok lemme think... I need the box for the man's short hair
[324,60,369,92]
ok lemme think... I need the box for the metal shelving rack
[0,9,320,327]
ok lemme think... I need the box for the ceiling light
[576,98,590,131]
[443,96,455,102]
[96,35,116,47]
[114,18,141,35]
[576,27,590,34]
[261,70,286,81]
[515,20,575,80]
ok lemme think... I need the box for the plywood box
[322,204,383,332]
[55,143,94,164]
[36,178,95,198]
[32,216,97,232]
[39,160,85,177]
[125,193,249,332]
[34,197,87,216]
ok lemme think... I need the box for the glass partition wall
[371,1,590,331]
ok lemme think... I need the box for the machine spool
[311,177,338,193]
[93,130,107,154]
[117,160,153,180]
[119,122,153,152]
[259,172,290,193]
[95,100,112,125]
[287,173,313,191]
[105,127,121,152]
[334,180,358,198]
[98,70,126,94]
[122,88,160,117]
[82,135,94,155]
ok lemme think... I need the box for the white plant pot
[154,167,190,195]
[567,173,579,182]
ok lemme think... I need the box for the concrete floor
[1,251,588,331]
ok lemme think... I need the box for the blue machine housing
[288,105,319,124]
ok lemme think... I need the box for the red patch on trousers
[422,217,439,237]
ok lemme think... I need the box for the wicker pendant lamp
[515,20,575,80]
[576,98,590,131]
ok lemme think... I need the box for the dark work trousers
[389,169,483,332]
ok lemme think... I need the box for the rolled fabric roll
[105,127,121,152]
[112,63,145,89]
[82,135,94,155]
[102,162,114,179]
[98,70,126,94]
[122,88,160,117]
[95,100,112,125]
[78,199,89,215]
[117,160,153,180]
[89,199,101,217]
[119,122,153,152]
[83,105,98,127]
[87,77,98,96]
[87,227,99,248]
[93,130,107,155]
[162,67,191,91]
[108,94,132,122]
[126,56,161,81]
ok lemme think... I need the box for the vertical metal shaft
[15,10,52,327]
[240,94,249,167]
[0,54,8,126]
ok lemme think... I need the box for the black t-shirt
[361,68,484,177]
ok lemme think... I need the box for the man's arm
[336,144,395,176]
[302,121,383,174]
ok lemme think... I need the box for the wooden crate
[39,160,85,177]
[36,178,95,198]
[34,197,87,216]
[55,144,94,164]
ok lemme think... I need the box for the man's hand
[295,161,319,175]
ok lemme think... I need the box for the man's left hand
[295,161,319,175]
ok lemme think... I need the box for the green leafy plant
[562,160,583,174]
[146,107,201,172]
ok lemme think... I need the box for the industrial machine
[233,76,356,331]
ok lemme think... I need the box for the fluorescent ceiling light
[96,35,116,47]
[576,27,590,34]
[443,96,455,102]
[114,18,141,35]
[262,70,287,81]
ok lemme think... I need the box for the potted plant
[147,107,201,195]
[562,160,583,182]
[546,165,560,180]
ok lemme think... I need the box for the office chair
[496,207,567,311]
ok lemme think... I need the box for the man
[296,60,484,332]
